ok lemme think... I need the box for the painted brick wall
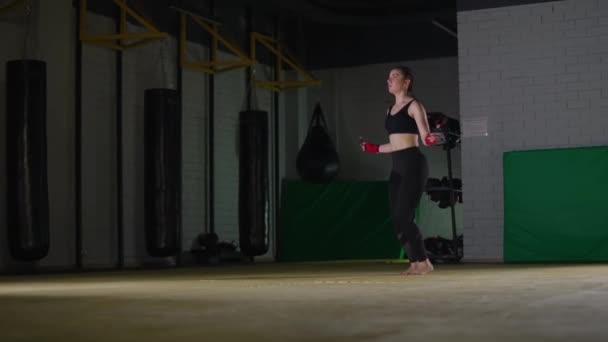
[81,13,117,267]
[181,41,208,253]
[458,0,608,261]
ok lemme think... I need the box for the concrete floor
[1,261,608,342]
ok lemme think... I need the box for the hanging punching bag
[6,59,50,261]
[296,103,339,182]
[238,110,269,257]
[144,88,181,258]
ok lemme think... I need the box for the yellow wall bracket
[180,13,253,73]
[250,32,321,92]
[79,0,168,50]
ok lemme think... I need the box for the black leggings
[389,147,429,262]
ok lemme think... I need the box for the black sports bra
[385,99,418,135]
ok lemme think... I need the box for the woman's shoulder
[408,97,426,109]
[406,98,426,118]
[404,97,419,110]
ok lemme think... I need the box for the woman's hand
[359,137,380,153]
[424,132,446,146]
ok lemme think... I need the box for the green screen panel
[504,146,608,262]
[278,180,403,262]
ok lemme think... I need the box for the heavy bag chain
[159,39,175,90]
[22,0,33,59]
[244,67,259,111]
[296,103,339,182]
[308,103,328,131]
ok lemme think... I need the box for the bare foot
[413,259,434,275]
[401,260,434,275]
[400,264,417,275]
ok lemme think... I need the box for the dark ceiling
[271,0,457,28]
[272,0,458,68]
[82,0,557,69]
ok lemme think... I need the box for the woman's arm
[410,101,443,146]
[409,100,431,145]
[378,143,394,153]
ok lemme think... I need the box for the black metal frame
[115,3,125,270]
[206,0,215,235]
[445,147,458,241]
[176,15,184,266]
[272,15,280,261]
[74,0,83,270]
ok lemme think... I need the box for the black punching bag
[144,88,181,257]
[238,110,269,257]
[296,103,339,182]
[6,60,50,261]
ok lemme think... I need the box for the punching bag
[144,88,181,257]
[6,59,50,261]
[238,110,269,257]
[296,103,339,182]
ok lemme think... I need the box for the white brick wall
[459,0,608,261]
[81,13,117,267]
[181,42,208,253]
[213,62,243,245]
[39,0,77,269]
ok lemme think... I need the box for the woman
[360,66,442,275]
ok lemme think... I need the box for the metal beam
[178,13,253,74]
[251,32,320,91]
[115,3,124,270]
[74,0,83,270]
[79,0,168,50]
